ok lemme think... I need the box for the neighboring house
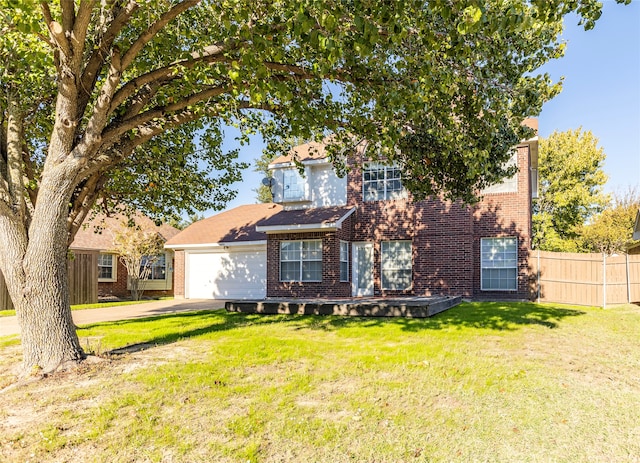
[71,214,180,299]
[167,121,538,300]
[629,210,640,255]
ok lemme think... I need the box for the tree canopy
[532,128,609,252]
[0,0,631,372]
[580,188,640,254]
[1,0,630,228]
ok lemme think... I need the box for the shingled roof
[71,213,180,251]
[255,206,356,233]
[165,203,283,247]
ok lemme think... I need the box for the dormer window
[363,163,405,201]
[283,168,305,201]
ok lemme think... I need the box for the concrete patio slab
[226,295,462,318]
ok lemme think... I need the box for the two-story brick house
[167,122,537,301]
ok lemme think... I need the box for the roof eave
[165,240,266,250]
[255,222,339,234]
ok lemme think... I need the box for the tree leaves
[532,128,609,251]
[0,0,630,225]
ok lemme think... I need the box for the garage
[185,247,266,299]
[164,203,283,300]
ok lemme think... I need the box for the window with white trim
[280,240,322,282]
[98,253,116,281]
[381,241,412,290]
[141,254,167,280]
[340,241,349,282]
[481,237,518,291]
[363,163,405,201]
[283,168,305,201]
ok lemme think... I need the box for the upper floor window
[283,168,306,201]
[141,254,167,280]
[98,253,116,281]
[280,240,322,282]
[482,150,518,195]
[363,163,405,201]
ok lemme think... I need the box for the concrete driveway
[0,299,225,337]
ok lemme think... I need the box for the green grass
[1,301,639,463]
[0,297,172,317]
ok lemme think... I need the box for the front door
[352,242,374,296]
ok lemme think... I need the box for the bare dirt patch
[0,340,202,462]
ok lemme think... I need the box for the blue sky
[538,1,640,196]
[217,1,640,213]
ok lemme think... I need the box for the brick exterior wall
[266,142,533,300]
[173,250,185,297]
[266,215,354,297]
[98,254,175,300]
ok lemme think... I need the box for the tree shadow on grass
[80,302,587,356]
[79,309,311,355]
[304,301,586,332]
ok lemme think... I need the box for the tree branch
[60,0,76,36]
[109,48,230,113]
[67,171,108,245]
[21,142,38,210]
[71,0,97,63]
[41,2,71,58]
[101,85,231,147]
[77,0,138,124]
[121,0,201,70]
[71,49,123,160]
[6,91,26,218]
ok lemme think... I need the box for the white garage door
[186,248,266,299]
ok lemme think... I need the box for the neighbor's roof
[165,203,283,247]
[71,213,180,251]
[255,205,356,233]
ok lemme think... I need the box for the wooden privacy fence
[0,250,99,311]
[530,250,640,307]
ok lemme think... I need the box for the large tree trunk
[1,163,86,373]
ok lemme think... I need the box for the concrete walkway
[0,299,224,337]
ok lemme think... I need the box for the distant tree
[112,226,165,301]
[254,152,275,204]
[532,128,609,251]
[580,188,640,254]
[168,213,205,230]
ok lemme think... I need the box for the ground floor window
[98,253,116,281]
[141,254,167,280]
[340,241,349,282]
[481,237,518,290]
[381,241,412,290]
[280,240,322,282]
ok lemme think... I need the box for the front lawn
[1,301,639,462]
[0,297,173,317]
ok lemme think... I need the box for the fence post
[627,253,631,304]
[537,249,541,304]
[603,253,607,309]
